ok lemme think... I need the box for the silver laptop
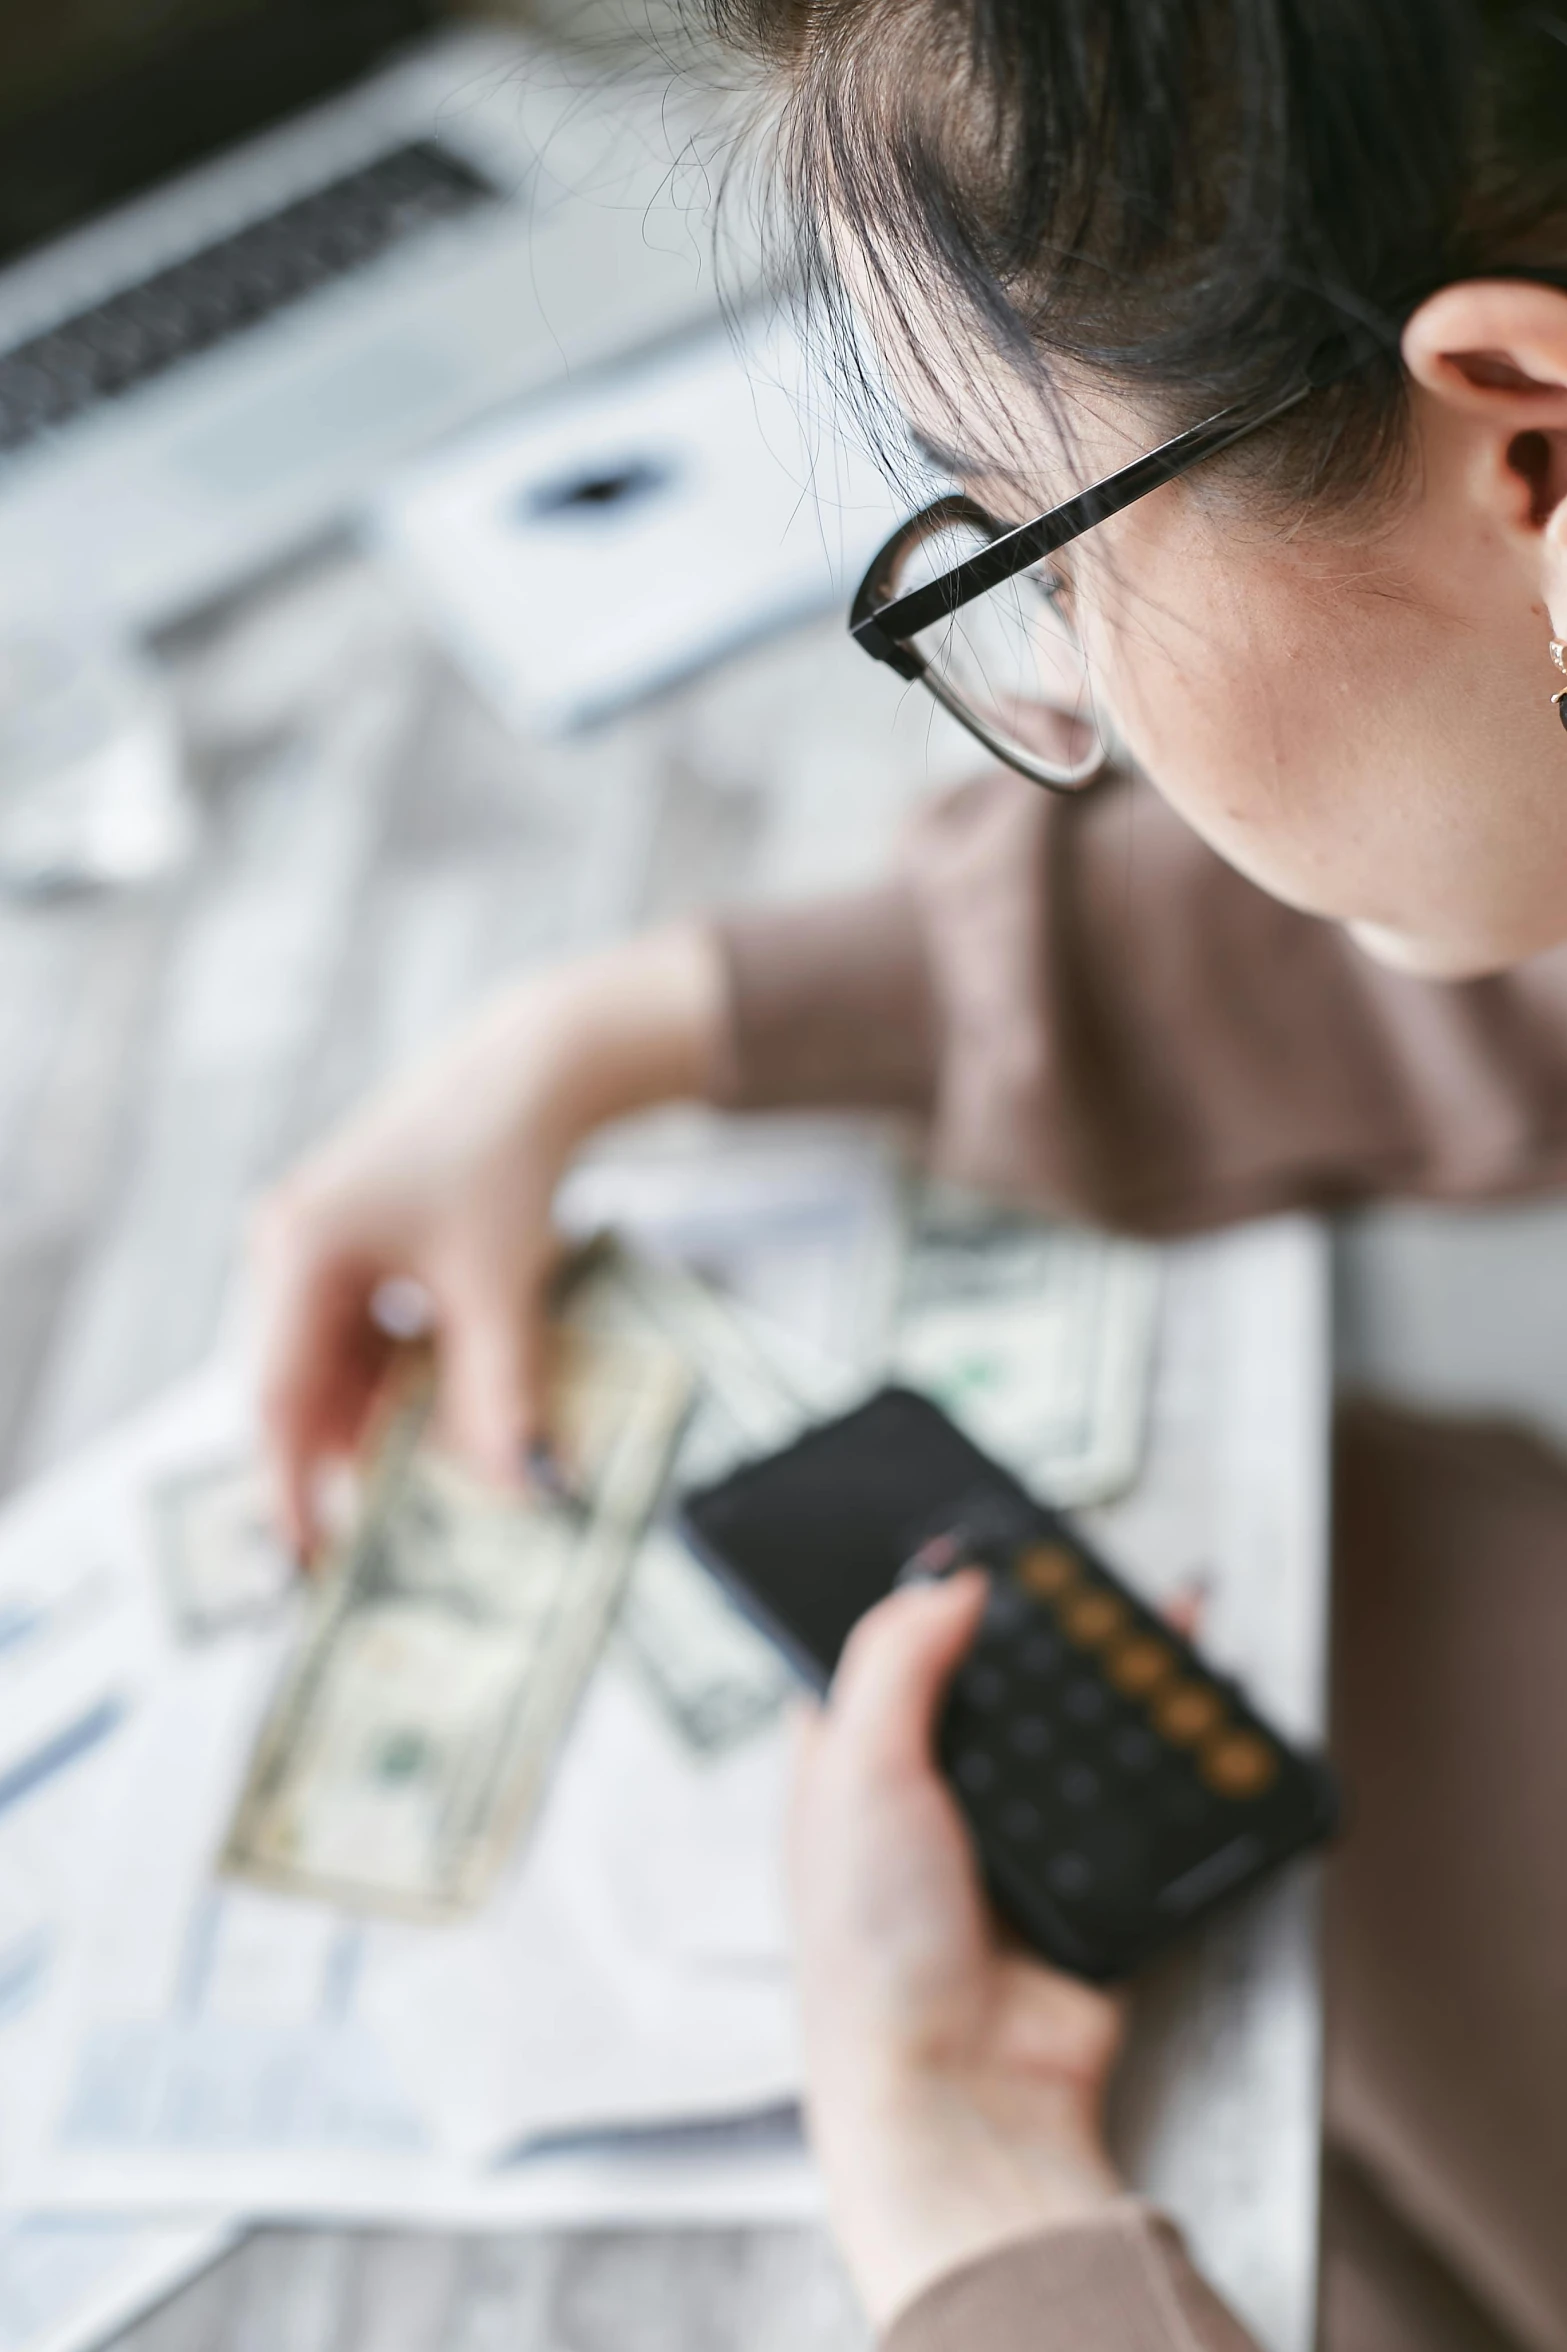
[0,4,722,632]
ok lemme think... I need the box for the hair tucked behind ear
[696,0,1567,516]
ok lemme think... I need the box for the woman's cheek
[1108,649,1365,910]
[1132,667,1567,972]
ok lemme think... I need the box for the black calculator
[679,1385,1338,1981]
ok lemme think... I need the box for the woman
[255,5,1567,2347]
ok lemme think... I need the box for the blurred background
[0,7,1560,2352]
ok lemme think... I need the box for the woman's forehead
[898,376,1156,519]
[866,301,1159,502]
[834,240,1187,513]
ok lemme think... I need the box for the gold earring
[1552,640,1567,730]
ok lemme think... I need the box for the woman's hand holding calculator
[789,1570,1125,2333]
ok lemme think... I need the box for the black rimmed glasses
[849,381,1315,791]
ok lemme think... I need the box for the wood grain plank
[337,2232,464,2352]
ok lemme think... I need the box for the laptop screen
[0,0,447,270]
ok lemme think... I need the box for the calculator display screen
[681,1386,1014,1682]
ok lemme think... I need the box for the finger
[785,1696,838,1884]
[788,1690,826,1744]
[828,1570,988,1781]
[1160,1577,1209,1641]
[435,1253,553,1487]
[788,1694,828,1779]
[255,1238,389,1561]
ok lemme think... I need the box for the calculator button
[1157,1779,1212,1827]
[1062,1590,1129,1647]
[953,1749,999,1795]
[1057,1761,1103,1809]
[1014,1542,1080,1601]
[1199,1729,1280,1800]
[982,1578,1031,1636]
[1110,1724,1161,1775]
[1018,1629,1064,1677]
[960,1662,1009,1711]
[955,1496,1032,1554]
[1000,1797,1042,1841]
[1154,1682,1226,1745]
[1047,1851,1094,1899]
[1106,1634,1176,1698]
[1008,1714,1054,1760]
[1062,1677,1110,1727]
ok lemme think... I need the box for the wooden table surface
[114,2217,869,2352]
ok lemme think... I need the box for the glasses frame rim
[849,380,1316,791]
[859,491,1110,787]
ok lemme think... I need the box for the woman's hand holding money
[253,922,725,1557]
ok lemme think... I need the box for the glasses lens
[889,515,1102,786]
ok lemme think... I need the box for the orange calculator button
[1105,1633,1175,1696]
[1199,1729,1280,1799]
[1061,1589,1129,1647]
[1014,1543,1080,1602]
[1154,1682,1226,1745]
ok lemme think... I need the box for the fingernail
[895,1531,963,1585]
[895,1558,942,1589]
[525,1438,563,1490]
[524,1441,585,1516]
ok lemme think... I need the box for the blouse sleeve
[710,766,1567,1232]
[882,2206,1261,2352]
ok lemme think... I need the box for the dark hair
[698,0,1567,516]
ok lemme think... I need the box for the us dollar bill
[565,1238,836,1756]
[221,1318,691,1919]
[894,1186,1161,1507]
[152,1457,294,1642]
[615,1521,792,1755]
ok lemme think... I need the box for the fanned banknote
[221,1320,691,1919]
[566,1239,840,1755]
[614,1521,793,1753]
[152,1457,294,1642]
[894,1187,1161,1506]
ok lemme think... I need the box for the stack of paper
[0,1121,1162,2352]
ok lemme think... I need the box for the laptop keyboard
[0,141,498,461]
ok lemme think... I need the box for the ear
[1403,281,1567,629]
